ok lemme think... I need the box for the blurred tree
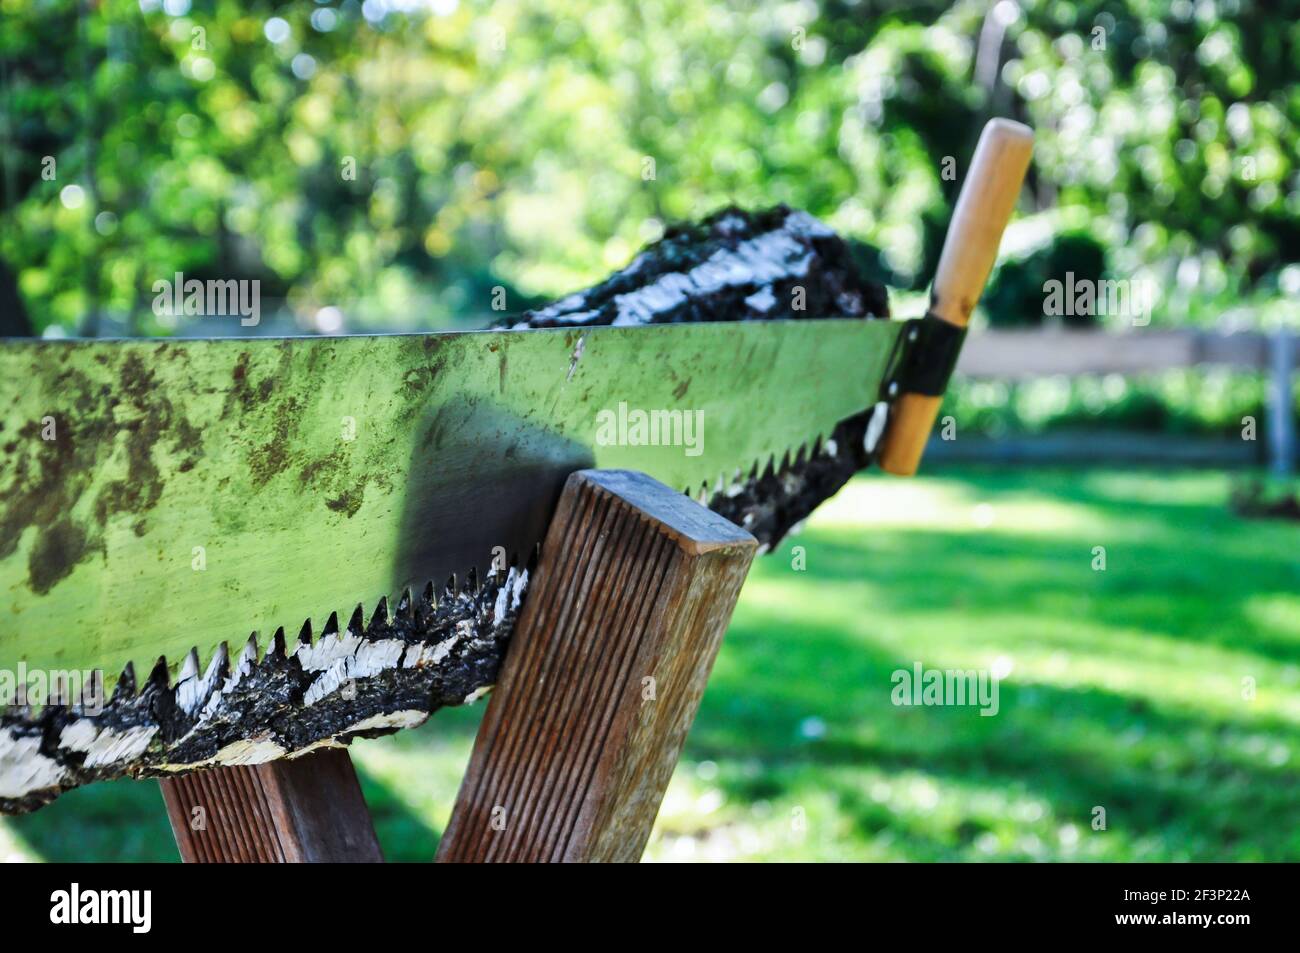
[984,229,1107,327]
[0,0,1294,335]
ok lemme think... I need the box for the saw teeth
[238,635,259,671]
[395,589,413,620]
[146,656,171,690]
[2,556,537,810]
[178,649,200,683]
[176,647,211,717]
[370,597,390,630]
[204,644,229,685]
[112,663,137,702]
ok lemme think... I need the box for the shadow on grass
[797,528,1300,667]
[5,468,1295,862]
[694,619,1300,860]
[677,467,1300,860]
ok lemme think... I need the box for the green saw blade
[0,318,904,693]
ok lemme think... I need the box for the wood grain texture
[927,118,1034,329]
[879,118,1034,477]
[159,747,382,863]
[437,469,757,863]
[955,328,1296,377]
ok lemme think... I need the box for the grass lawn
[4,466,1298,862]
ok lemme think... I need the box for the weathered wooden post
[160,748,382,863]
[437,469,757,862]
[1268,329,1296,476]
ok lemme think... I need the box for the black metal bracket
[893,312,967,398]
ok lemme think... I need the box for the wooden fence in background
[928,329,1297,474]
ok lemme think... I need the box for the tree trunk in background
[0,259,31,337]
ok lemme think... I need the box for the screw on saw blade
[864,401,890,454]
[566,335,585,381]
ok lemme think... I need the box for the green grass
[4,467,1298,862]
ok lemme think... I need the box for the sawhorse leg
[159,747,382,862]
[437,469,757,862]
[159,468,756,863]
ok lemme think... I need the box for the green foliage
[4,468,1295,861]
[985,229,1108,327]
[943,368,1277,438]
[991,0,1300,330]
[2,0,1296,335]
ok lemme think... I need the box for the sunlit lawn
[4,467,1298,862]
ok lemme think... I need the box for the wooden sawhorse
[160,469,757,863]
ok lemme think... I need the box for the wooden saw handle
[878,118,1034,476]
